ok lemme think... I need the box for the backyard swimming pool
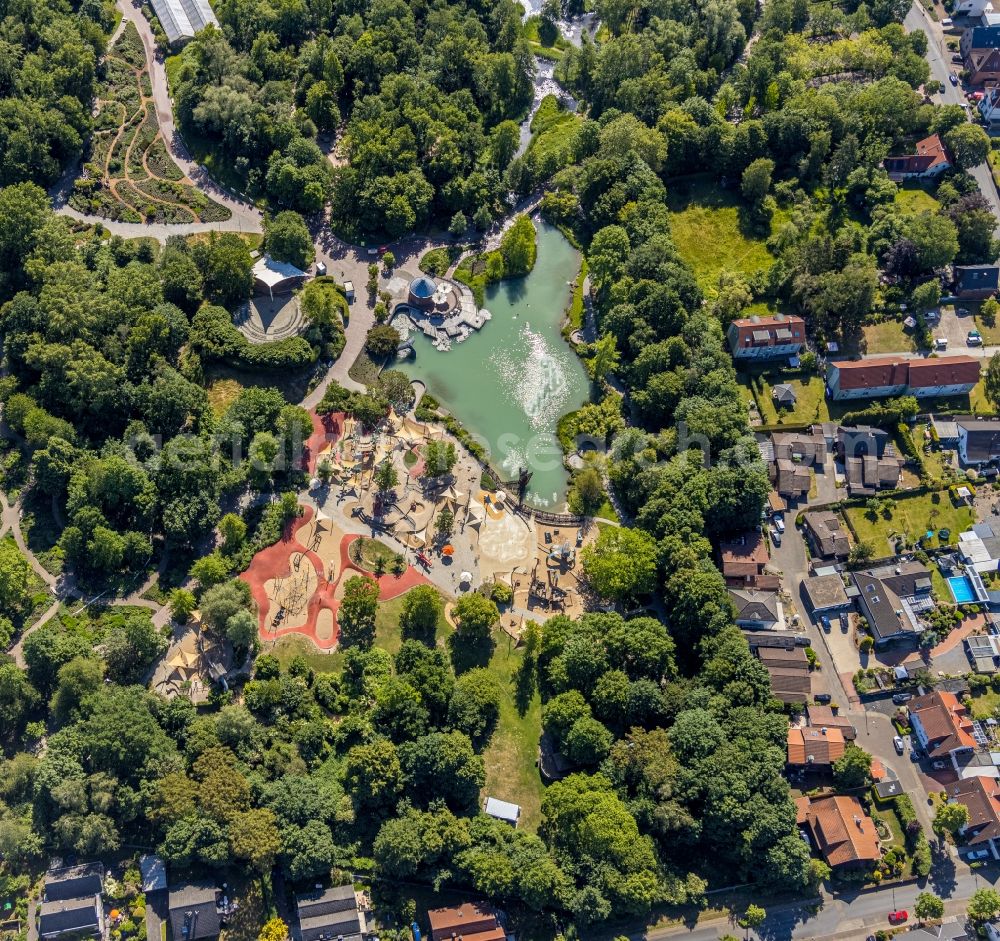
[948,575,976,604]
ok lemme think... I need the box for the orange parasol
[441,545,454,556]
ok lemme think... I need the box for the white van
[935,337,948,350]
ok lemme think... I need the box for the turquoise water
[949,575,975,604]
[397,222,590,508]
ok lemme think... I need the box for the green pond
[397,222,590,509]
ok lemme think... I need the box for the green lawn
[844,490,975,556]
[751,373,830,426]
[862,320,917,355]
[912,423,957,483]
[667,176,786,295]
[971,688,1000,720]
[894,183,940,215]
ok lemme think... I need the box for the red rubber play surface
[301,410,344,474]
[239,504,430,650]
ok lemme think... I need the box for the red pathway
[301,410,344,475]
[240,504,430,650]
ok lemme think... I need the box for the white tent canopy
[253,255,307,297]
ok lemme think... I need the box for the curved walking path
[51,0,263,238]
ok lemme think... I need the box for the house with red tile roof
[883,134,952,181]
[826,356,980,401]
[908,690,977,764]
[795,794,881,869]
[949,776,1000,861]
[787,726,846,766]
[428,903,504,941]
[727,314,806,360]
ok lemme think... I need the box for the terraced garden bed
[69,22,230,225]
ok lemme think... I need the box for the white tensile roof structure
[151,0,219,45]
[252,255,307,298]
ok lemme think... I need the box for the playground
[240,408,600,652]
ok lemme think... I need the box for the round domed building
[407,275,438,311]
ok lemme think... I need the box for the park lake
[398,222,590,509]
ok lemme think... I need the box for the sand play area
[240,504,428,650]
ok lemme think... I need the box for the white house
[955,0,993,15]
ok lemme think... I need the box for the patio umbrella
[442,544,455,556]
[495,490,507,504]
[459,571,473,584]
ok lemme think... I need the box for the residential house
[801,574,852,614]
[787,726,846,766]
[954,264,1000,299]
[168,882,227,941]
[980,84,1000,129]
[427,903,504,941]
[772,383,796,408]
[795,794,881,869]
[932,415,961,447]
[836,426,902,496]
[957,417,1000,466]
[803,511,851,559]
[39,865,105,941]
[909,690,977,763]
[961,25,1000,83]
[757,645,812,703]
[774,459,811,498]
[806,704,857,740]
[851,561,933,647]
[955,0,994,14]
[295,885,367,941]
[719,531,779,589]
[967,632,1000,673]
[727,314,806,360]
[729,588,783,630]
[825,355,980,401]
[948,776,1000,860]
[882,133,952,181]
[907,357,982,397]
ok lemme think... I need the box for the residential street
[904,3,1000,223]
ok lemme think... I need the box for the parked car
[953,52,964,63]
[889,911,908,925]
[892,692,912,704]
[820,614,832,631]
[935,337,948,350]
[770,527,782,547]
[814,693,832,704]
[774,516,785,533]
[968,330,983,346]
[950,73,959,85]
[942,16,953,25]
[893,736,905,754]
